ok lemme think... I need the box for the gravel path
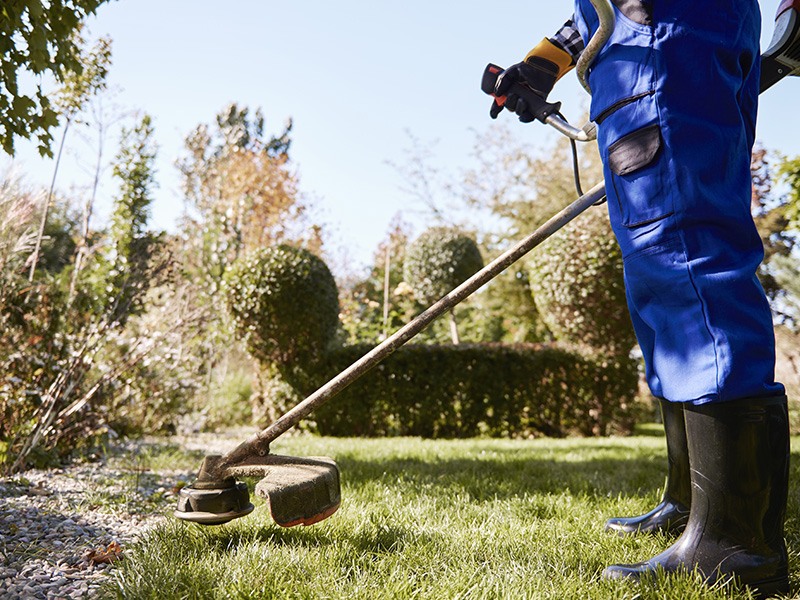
[0,432,248,600]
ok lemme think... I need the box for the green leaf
[27,0,44,19]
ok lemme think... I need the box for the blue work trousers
[573,0,783,403]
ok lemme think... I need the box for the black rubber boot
[603,395,790,598]
[605,398,691,535]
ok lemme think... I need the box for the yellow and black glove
[490,38,575,121]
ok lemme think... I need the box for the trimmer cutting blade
[254,457,341,527]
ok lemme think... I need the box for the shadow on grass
[335,446,670,500]
[197,516,441,557]
[324,444,800,501]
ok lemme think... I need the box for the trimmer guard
[253,456,341,527]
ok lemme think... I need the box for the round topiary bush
[223,245,340,366]
[403,227,484,303]
[527,207,636,356]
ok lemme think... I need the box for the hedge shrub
[223,245,339,365]
[528,206,636,356]
[404,228,484,303]
[270,342,638,438]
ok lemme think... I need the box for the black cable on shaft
[570,138,583,196]
[558,111,583,196]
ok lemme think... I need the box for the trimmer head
[174,454,341,528]
[174,477,255,525]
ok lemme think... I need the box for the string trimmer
[174,179,606,526]
[174,0,798,528]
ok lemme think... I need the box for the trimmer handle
[481,63,563,124]
[482,63,597,142]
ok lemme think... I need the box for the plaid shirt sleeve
[549,16,585,64]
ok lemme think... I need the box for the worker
[489,1,789,596]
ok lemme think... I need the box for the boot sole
[743,574,789,600]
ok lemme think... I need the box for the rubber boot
[603,395,790,598]
[605,398,691,535]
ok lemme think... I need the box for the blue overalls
[573,0,784,403]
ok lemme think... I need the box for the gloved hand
[490,38,574,122]
[490,59,559,121]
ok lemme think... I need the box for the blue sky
[4,0,798,271]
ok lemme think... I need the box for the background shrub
[223,245,340,366]
[404,227,484,343]
[404,228,484,303]
[527,207,636,356]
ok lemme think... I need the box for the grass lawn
[100,428,800,599]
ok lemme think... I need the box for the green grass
[99,433,800,599]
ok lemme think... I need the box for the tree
[223,244,339,425]
[527,205,636,356]
[177,103,317,295]
[1,113,172,473]
[338,215,421,344]
[29,34,112,283]
[776,154,800,231]
[461,126,606,344]
[750,147,794,307]
[88,113,159,323]
[0,0,110,156]
[61,35,114,293]
[404,227,484,343]
[749,149,800,325]
[462,126,598,241]
[390,132,460,225]
[175,104,323,413]
[223,245,340,367]
[769,254,800,322]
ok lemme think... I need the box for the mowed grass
[100,430,800,599]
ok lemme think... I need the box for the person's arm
[549,17,584,67]
[490,16,581,120]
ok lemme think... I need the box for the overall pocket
[607,121,671,227]
[597,90,673,228]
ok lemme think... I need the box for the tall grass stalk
[102,433,800,599]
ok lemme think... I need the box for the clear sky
[4,0,798,272]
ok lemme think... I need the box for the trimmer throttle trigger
[481,64,505,96]
[482,63,562,123]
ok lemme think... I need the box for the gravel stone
[0,438,212,600]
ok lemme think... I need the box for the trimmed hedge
[528,205,636,356]
[404,228,484,303]
[223,245,340,365]
[268,342,638,438]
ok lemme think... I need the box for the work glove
[490,38,574,122]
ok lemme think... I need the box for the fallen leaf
[87,541,124,565]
